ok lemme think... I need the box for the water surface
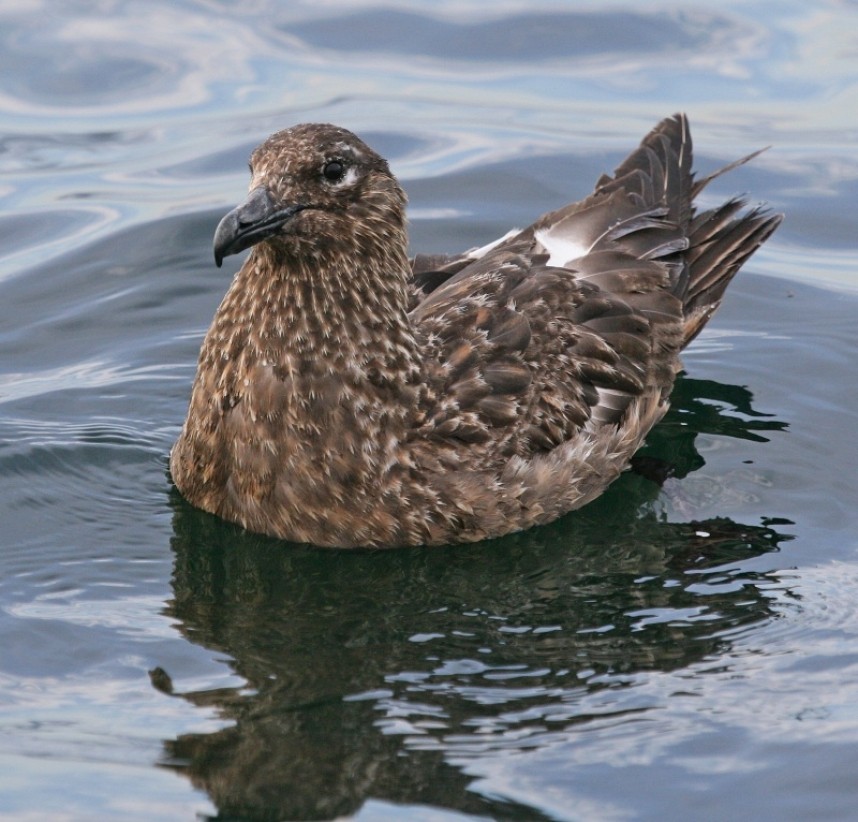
[2,2,858,820]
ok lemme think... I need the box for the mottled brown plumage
[171,114,782,547]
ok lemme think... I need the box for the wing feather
[407,113,780,471]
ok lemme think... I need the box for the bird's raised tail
[681,193,783,346]
[595,113,783,347]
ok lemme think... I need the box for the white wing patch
[466,228,520,260]
[534,226,590,268]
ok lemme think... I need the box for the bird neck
[246,234,420,386]
[199,221,425,442]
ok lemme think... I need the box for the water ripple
[0,1,856,820]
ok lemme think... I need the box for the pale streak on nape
[534,226,590,268]
[466,228,520,260]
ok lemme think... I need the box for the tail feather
[690,146,770,199]
[593,113,782,349]
[682,202,783,345]
[601,114,694,229]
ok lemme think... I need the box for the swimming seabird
[171,114,782,548]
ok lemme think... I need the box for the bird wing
[408,116,701,463]
[409,215,685,464]
[407,113,782,466]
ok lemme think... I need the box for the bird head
[213,124,406,267]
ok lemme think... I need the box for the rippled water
[2,1,858,820]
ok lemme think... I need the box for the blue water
[2,2,858,820]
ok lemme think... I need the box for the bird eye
[322,160,346,182]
